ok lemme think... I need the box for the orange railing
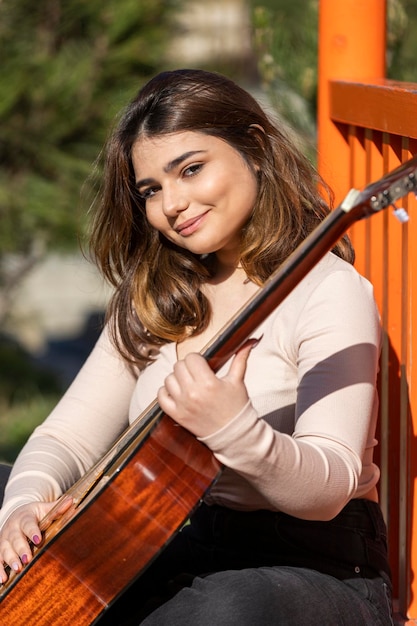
[317,1,417,621]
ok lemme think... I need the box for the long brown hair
[89,69,354,366]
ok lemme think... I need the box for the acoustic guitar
[1,155,417,624]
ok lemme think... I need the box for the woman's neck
[176,266,258,359]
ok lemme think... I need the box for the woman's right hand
[0,496,73,583]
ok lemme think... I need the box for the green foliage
[0,394,60,463]
[251,0,318,141]
[0,335,61,404]
[0,0,180,258]
[252,1,318,100]
[0,334,62,462]
[387,0,417,81]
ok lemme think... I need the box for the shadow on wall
[0,309,105,463]
[33,310,105,390]
[0,310,105,404]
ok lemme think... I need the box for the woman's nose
[162,184,189,216]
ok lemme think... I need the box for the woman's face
[131,131,258,262]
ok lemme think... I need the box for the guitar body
[0,416,220,625]
[0,155,416,624]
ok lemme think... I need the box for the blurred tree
[387,0,417,82]
[0,0,180,324]
[251,0,318,143]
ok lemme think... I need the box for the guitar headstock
[340,154,417,220]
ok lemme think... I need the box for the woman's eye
[138,186,159,200]
[183,163,203,177]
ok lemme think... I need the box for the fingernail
[11,562,20,572]
[32,535,41,545]
[21,554,28,565]
[250,334,263,348]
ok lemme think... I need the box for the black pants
[97,498,392,625]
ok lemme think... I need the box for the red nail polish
[21,554,28,565]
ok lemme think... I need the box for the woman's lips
[176,211,209,236]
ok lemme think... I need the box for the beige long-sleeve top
[0,253,381,528]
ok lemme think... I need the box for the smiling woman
[0,69,393,625]
[132,133,258,255]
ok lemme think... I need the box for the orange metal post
[317,0,386,203]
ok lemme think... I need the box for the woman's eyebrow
[163,150,207,173]
[136,150,207,188]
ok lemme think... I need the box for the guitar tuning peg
[393,207,410,223]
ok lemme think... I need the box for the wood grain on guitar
[1,155,416,625]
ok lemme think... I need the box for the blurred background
[1,0,416,462]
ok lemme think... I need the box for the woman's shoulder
[259,252,381,361]
[308,251,363,279]
[293,252,373,300]
[271,251,379,331]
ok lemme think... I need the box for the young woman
[0,69,393,625]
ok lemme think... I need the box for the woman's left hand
[157,339,257,438]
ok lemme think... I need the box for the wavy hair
[89,69,354,366]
